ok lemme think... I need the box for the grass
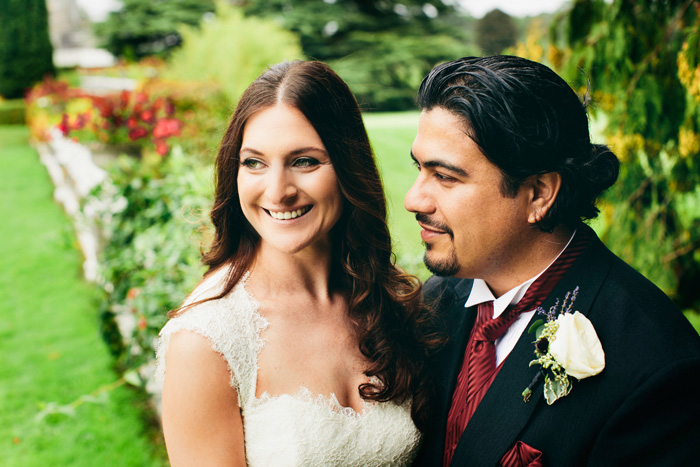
[364,111,429,279]
[0,126,167,466]
[0,99,26,125]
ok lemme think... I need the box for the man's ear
[526,172,562,224]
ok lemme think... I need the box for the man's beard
[415,213,460,276]
[424,243,460,276]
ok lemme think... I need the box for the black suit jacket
[414,225,700,466]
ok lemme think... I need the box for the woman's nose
[266,167,297,204]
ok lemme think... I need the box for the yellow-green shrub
[164,2,303,105]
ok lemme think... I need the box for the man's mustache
[415,213,454,237]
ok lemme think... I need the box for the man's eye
[412,160,421,170]
[294,157,319,168]
[435,172,455,182]
[241,158,264,169]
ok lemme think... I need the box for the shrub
[85,148,212,368]
[164,2,303,105]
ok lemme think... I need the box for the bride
[156,60,440,466]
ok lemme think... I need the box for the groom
[406,56,700,466]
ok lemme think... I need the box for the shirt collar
[464,229,577,318]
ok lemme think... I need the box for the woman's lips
[265,205,311,220]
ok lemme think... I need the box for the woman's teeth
[268,207,310,220]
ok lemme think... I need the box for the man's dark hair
[417,55,620,231]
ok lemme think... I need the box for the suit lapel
[419,278,475,466]
[451,227,614,466]
[440,279,477,401]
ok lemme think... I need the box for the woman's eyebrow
[240,146,328,157]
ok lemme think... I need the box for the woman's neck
[249,242,337,303]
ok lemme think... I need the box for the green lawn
[0,126,167,466]
[364,111,429,279]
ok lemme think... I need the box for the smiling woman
[237,104,342,256]
[155,61,443,466]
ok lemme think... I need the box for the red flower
[140,109,155,124]
[164,99,175,116]
[126,116,139,129]
[94,98,113,118]
[58,114,69,136]
[128,127,148,141]
[153,118,182,139]
[154,139,169,156]
[70,113,87,130]
[120,90,130,108]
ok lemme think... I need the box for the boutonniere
[521,287,605,405]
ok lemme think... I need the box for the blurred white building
[46,0,116,68]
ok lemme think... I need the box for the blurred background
[1,0,699,464]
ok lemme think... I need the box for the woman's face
[237,104,343,256]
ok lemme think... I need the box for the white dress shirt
[464,231,576,366]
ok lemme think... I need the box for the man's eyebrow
[410,151,467,177]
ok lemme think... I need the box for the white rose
[549,311,605,379]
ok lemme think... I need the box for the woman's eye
[294,157,319,168]
[241,158,264,169]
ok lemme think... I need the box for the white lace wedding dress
[156,270,421,466]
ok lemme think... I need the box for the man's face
[404,107,533,284]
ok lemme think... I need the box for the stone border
[36,131,162,418]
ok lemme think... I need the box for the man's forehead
[414,110,484,161]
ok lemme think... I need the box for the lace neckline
[237,272,376,417]
[252,387,373,417]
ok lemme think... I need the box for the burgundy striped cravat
[443,229,590,466]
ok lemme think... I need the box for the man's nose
[404,174,433,214]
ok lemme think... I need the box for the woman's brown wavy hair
[182,60,442,429]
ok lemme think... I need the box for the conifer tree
[95,0,215,60]
[0,0,55,98]
[476,9,517,54]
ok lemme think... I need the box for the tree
[0,0,54,99]
[476,9,517,54]
[94,0,215,60]
[235,0,475,110]
[551,0,700,310]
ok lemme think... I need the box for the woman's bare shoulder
[161,329,246,466]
